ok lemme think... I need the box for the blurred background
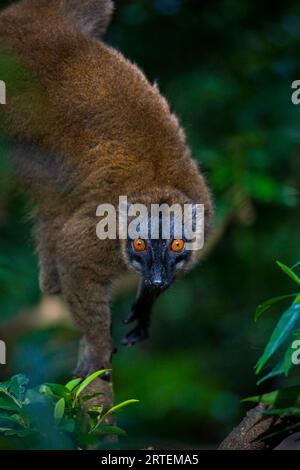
[0,0,299,449]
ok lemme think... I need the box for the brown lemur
[0,0,213,378]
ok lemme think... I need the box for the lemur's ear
[58,0,114,37]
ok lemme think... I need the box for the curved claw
[74,356,111,381]
[121,324,149,347]
[100,371,112,382]
[123,311,136,325]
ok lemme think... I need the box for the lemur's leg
[122,281,164,346]
[59,265,113,379]
[35,220,61,295]
[55,213,123,379]
[39,255,61,295]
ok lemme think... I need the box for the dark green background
[0,0,299,448]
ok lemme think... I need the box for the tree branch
[76,338,115,418]
[219,404,299,450]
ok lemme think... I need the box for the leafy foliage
[255,261,300,381]
[242,261,300,440]
[0,373,138,450]
[243,386,300,440]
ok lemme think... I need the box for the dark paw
[123,310,136,325]
[100,371,112,382]
[74,357,111,381]
[39,272,61,295]
[121,324,149,347]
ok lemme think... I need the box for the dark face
[127,237,192,291]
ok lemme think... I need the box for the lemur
[0,0,213,377]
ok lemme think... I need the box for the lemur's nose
[152,279,164,287]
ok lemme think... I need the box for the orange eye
[133,239,146,252]
[171,239,185,253]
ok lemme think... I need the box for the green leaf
[0,396,19,412]
[256,302,300,374]
[243,386,300,408]
[75,370,109,399]
[256,360,285,385]
[9,375,29,400]
[0,375,30,403]
[277,261,300,286]
[4,428,31,438]
[242,390,278,405]
[42,383,69,397]
[88,404,104,431]
[0,413,26,428]
[92,425,127,437]
[255,294,300,321]
[0,427,14,434]
[88,405,103,417]
[0,391,22,411]
[100,400,139,423]
[54,398,65,423]
[256,422,300,442]
[38,385,54,398]
[259,407,300,416]
[257,322,300,384]
[65,378,82,392]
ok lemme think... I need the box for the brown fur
[0,0,213,375]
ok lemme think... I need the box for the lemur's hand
[74,353,111,381]
[121,323,149,347]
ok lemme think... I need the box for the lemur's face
[127,237,192,290]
